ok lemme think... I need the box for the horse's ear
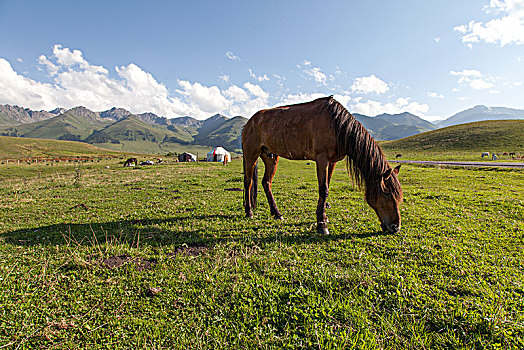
[393,165,401,175]
[382,168,392,180]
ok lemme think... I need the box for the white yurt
[178,152,197,162]
[207,147,231,162]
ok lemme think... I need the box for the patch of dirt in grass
[144,286,163,297]
[47,319,76,330]
[97,255,156,271]
[224,187,242,191]
[168,245,209,257]
[69,203,89,211]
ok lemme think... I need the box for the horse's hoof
[326,202,331,209]
[316,227,330,235]
[274,215,284,220]
[246,213,253,218]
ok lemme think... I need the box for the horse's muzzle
[381,222,400,234]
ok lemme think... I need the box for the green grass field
[0,157,523,348]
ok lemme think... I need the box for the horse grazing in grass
[123,157,138,167]
[242,96,403,235]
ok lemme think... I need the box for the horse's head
[366,165,403,234]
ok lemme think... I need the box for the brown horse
[242,96,403,234]
[123,157,138,167]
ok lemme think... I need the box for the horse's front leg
[261,154,282,220]
[315,156,330,235]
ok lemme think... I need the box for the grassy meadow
[0,157,523,348]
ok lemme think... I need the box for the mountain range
[436,105,524,128]
[1,103,523,154]
[0,105,246,154]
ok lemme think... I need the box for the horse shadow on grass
[1,213,391,251]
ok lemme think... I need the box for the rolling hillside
[380,119,524,160]
[193,115,246,150]
[0,136,121,159]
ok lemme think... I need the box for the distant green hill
[1,107,113,141]
[380,119,524,161]
[83,115,205,155]
[86,115,190,144]
[193,115,246,151]
[0,136,121,159]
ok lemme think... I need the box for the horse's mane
[324,96,403,202]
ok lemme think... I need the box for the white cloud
[351,75,389,94]
[16,58,22,63]
[0,45,276,119]
[277,92,351,110]
[225,51,240,61]
[454,0,524,46]
[223,85,250,102]
[280,92,330,106]
[37,55,59,76]
[514,81,523,86]
[177,80,229,114]
[427,92,445,98]
[243,82,269,99]
[228,83,270,117]
[434,37,441,43]
[350,97,429,117]
[450,69,494,89]
[53,44,107,74]
[303,67,327,85]
[470,78,494,89]
[219,75,229,83]
[248,69,270,82]
[0,58,58,110]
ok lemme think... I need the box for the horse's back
[243,98,340,161]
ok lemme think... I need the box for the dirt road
[390,160,524,168]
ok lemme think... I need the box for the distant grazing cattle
[395,154,402,159]
[503,152,508,156]
[509,152,516,157]
[481,152,489,158]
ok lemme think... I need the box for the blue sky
[0,0,523,121]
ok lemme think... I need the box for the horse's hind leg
[243,153,258,218]
[261,153,283,220]
[325,162,336,209]
[315,156,330,235]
